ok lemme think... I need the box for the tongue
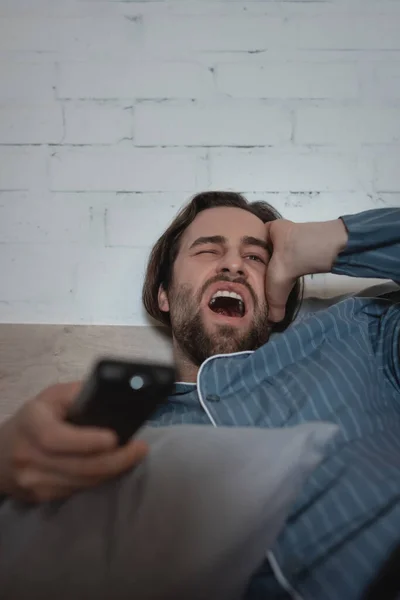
[209,296,242,318]
[214,306,239,317]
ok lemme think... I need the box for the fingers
[44,439,149,479]
[268,304,287,324]
[267,286,295,322]
[36,382,83,416]
[264,223,289,323]
[24,387,118,455]
[265,259,296,323]
[15,470,85,503]
[264,221,273,240]
[37,419,118,456]
[5,382,149,503]
[13,439,149,502]
[265,218,302,322]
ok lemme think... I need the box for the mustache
[199,275,258,308]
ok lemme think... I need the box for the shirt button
[206,394,220,403]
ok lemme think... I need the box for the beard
[167,277,272,367]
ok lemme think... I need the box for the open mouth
[208,290,246,318]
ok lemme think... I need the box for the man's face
[158,207,273,367]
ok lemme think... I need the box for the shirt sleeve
[382,300,400,392]
[332,208,400,392]
[332,208,400,282]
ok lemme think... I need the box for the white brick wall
[135,103,292,146]
[57,62,214,99]
[216,63,359,100]
[49,148,207,192]
[0,0,399,325]
[0,105,63,143]
[295,108,400,145]
[62,102,132,145]
[209,150,358,192]
[0,63,55,103]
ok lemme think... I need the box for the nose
[217,250,247,278]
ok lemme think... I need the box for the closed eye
[246,255,265,263]
[196,251,265,262]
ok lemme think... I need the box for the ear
[158,285,170,314]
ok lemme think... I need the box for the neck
[172,338,199,383]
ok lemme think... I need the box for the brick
[105,193,184,247]
[0,192,105,244]
[143,15,400,55]
[375,193,400,208]
[242,191,378,222]
[143,15,283,53]
[0,63,55,104]
[63,102,132,144]
[0,301,77,325]
[296,108,400,145]
[0,147,47,191]
[0,243,75,303]
[73,246,150,324]
[0,241,152,326]
[209,150,358,192]
[0,0,121,17]
[49,148,207,192]
[376,155,400,191]
[0,17,142,58]
[57,61,214,99]
[0,105,63,144]
[135,103,291,146]
[167,3,400,18]
[376,65,400,99]
[216,63,358,99]
[286,16,400,50]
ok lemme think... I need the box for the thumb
[266,258,296,323]
[38,382,83,418]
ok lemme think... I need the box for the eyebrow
[189,235,270,253]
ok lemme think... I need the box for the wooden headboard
[0,325,173,422]
[1,281,396,422]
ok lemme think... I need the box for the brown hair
[142,191,304,334]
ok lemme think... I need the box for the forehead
[181,206,266,248]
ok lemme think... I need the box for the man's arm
[0,383,147,502]
[332,208,400,281]
[265,207,400,323]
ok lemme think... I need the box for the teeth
[211,290,244,302]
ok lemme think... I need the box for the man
[0,191,399,599]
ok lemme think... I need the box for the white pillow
[0,423,338,600]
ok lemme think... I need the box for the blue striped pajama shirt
[148,208,400,600]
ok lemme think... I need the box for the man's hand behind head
[0,382,148,503]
